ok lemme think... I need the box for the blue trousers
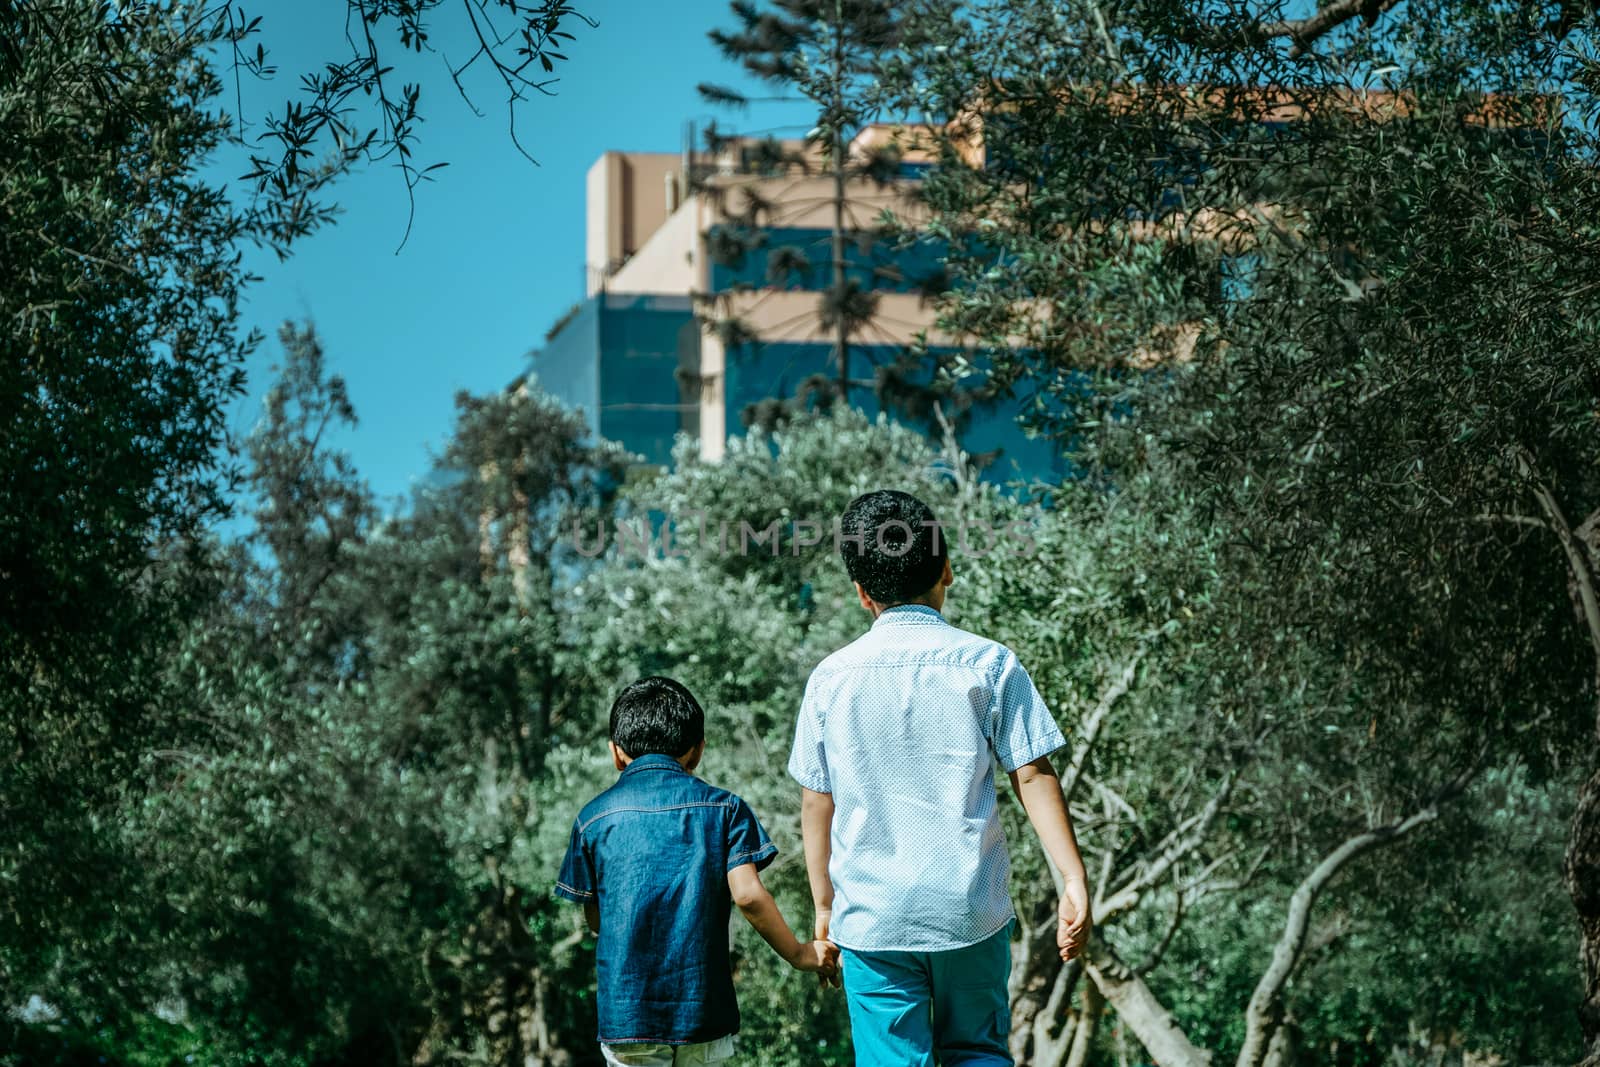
[840,921,1013,1067]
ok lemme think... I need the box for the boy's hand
[730,862,841,986]
[1058,881,1092,961]
[812,908,842,988]
[788,939,841,985]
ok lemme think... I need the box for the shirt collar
[620,752,689,776]
[871,603,946,629]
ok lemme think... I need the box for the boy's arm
[727,863,838,975]
[583,902,600,934]
[1008,754,1092,960]
[799,788,836,940]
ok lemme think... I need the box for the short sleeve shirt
[788,605,1065,952]
[556,755,777,1045]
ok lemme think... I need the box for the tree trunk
[1568,766,1600,1066]
[1063,981,1104,1067]
[830,0,850,403]
[1262,1018,1296,1067]
[1010,946,1080,1065]
[1236,805,1439,1067]
[1518,461,1600,1063]
[830,149,848,401]
[1010,893,1074,1062]
[1028,966,1082,1065]
[1085,941,1213,1067]
[508,475,531,611]
[1009,656,1144,1063]
[523,960,573,1067]
[479,881,573,1067]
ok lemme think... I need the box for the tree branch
[1086,938,1213,1067]
[1234,804,1441,1067]
[1187,0,1585,58]
[1063,652,1143,804]
[1098,774,1233,922]
[1131,889,1184,978]
[1245,0,1404,58]
[1063,979,1104,1067]
[1182,845,1271,898]
[1518,447,1600,724]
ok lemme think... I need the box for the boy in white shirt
[789,490,1091,1066]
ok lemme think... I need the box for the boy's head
[608,675,705,769]
[838,489,953,611]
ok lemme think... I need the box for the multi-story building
[527,91,1546,481]
[528,125,1068,481]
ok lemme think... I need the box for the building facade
[528,126,1067,481]
[528,94,1547,480]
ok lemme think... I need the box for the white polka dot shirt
[788,604,1067,952]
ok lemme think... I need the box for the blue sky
[218,0,810,517]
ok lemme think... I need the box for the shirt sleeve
[554,818,596,902]
[725,796,778,873]
[991,649,1067,773]
[786,670,831,793]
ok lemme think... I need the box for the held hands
[788,937,841,984]
[811,908,842,989]
[786,907,839,986]
[1057,881,1092,962]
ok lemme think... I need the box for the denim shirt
[556,754,777,1045]
[788,604,1066,952]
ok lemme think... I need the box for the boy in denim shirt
[790,490,1093,1067]
[558,676,838,1066]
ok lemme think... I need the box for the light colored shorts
[601,1034,736,1066]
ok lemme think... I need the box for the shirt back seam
[579,800,733,834]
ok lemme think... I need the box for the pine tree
[698,0,945,419]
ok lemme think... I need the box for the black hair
[838,489,948,606]
[609,676,705,759]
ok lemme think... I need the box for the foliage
[222,0,591,248]
[0,1,260,1022]
[2,0,590,1038]
[11,355,1582,1066]
[909,0,1600,1060]
[8,1,1596,1063]
[1144,766,1580,1066]
[702,0,905,146]
[11,1011,206,1067]
[6,327,627,1065]
[569,409,1579,1066]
